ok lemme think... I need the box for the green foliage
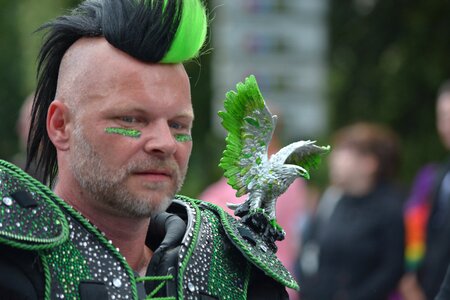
[0,1,24,160]
[0,0,76,161]
[329,0,450,183]
[180,50,215,197]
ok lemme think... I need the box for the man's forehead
[101,101,194,117]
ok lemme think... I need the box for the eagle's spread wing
[272,140,330,176]
[218,75,276,197]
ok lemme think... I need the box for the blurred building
[211,0,329,140]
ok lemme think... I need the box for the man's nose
[142,121,177,156]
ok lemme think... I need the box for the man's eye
[120,116,137,123]
[170,122,184,130]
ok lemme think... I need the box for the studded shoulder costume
[0,160,296,299]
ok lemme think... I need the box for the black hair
[438,79,450,98]
[26,0,184,186]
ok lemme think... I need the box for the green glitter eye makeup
[175,134,192,142]
[105,127,141,138]
[105,128,191,142]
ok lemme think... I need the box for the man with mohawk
[0,0,295,299]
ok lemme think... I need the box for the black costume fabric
[418,161,450,299]
[0,200,289,300]
[0,199,288,300]
[296,183,405,300]
[436,262,450,300]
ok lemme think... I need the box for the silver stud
[113,278,122,288]
[2,197,13,206]
[188,282,196,292]
[259,244,268,252]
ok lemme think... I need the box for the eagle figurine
[218,75,330,247]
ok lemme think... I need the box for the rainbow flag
[404,164,436,271]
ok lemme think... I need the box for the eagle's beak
[297,166,310,180]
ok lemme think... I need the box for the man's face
[65,39,193,218]
[437,94,450,150]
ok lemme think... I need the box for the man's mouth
[133,169,173,181]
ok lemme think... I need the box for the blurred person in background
[200,115,307,300]
[11,93,34,169]
[10,92,43,181]
[296,122,405,300]
[401,80,450,300]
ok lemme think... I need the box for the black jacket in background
[419,162,450,299]
[297,183,405,300]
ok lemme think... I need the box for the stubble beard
[69,124,186,218]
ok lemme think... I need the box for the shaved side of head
[55,38,105,117]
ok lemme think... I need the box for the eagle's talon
[239,210,285,252]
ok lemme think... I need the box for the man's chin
[111,197,173,219]
[133,190,174,214]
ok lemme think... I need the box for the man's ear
[47,100,72,151]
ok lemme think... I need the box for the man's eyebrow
[175,110,195,120]
[101,106,194,121]
[100,106,147,114]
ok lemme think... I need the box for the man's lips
[133,170,173,181]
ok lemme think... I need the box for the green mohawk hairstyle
[161,0,208,62]
[103,0,208,63]
[27,0,208,186]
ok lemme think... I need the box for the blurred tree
[0,1,24,159]
[17,0,78,93]
[328,0,450,183]
[0,0,76,160]
[181,26,216,197]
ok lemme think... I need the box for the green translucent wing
[277,141,330,173]
[218,75,276,197]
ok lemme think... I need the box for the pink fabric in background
[199,177,307,300]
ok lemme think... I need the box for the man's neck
[53,182,153,274]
